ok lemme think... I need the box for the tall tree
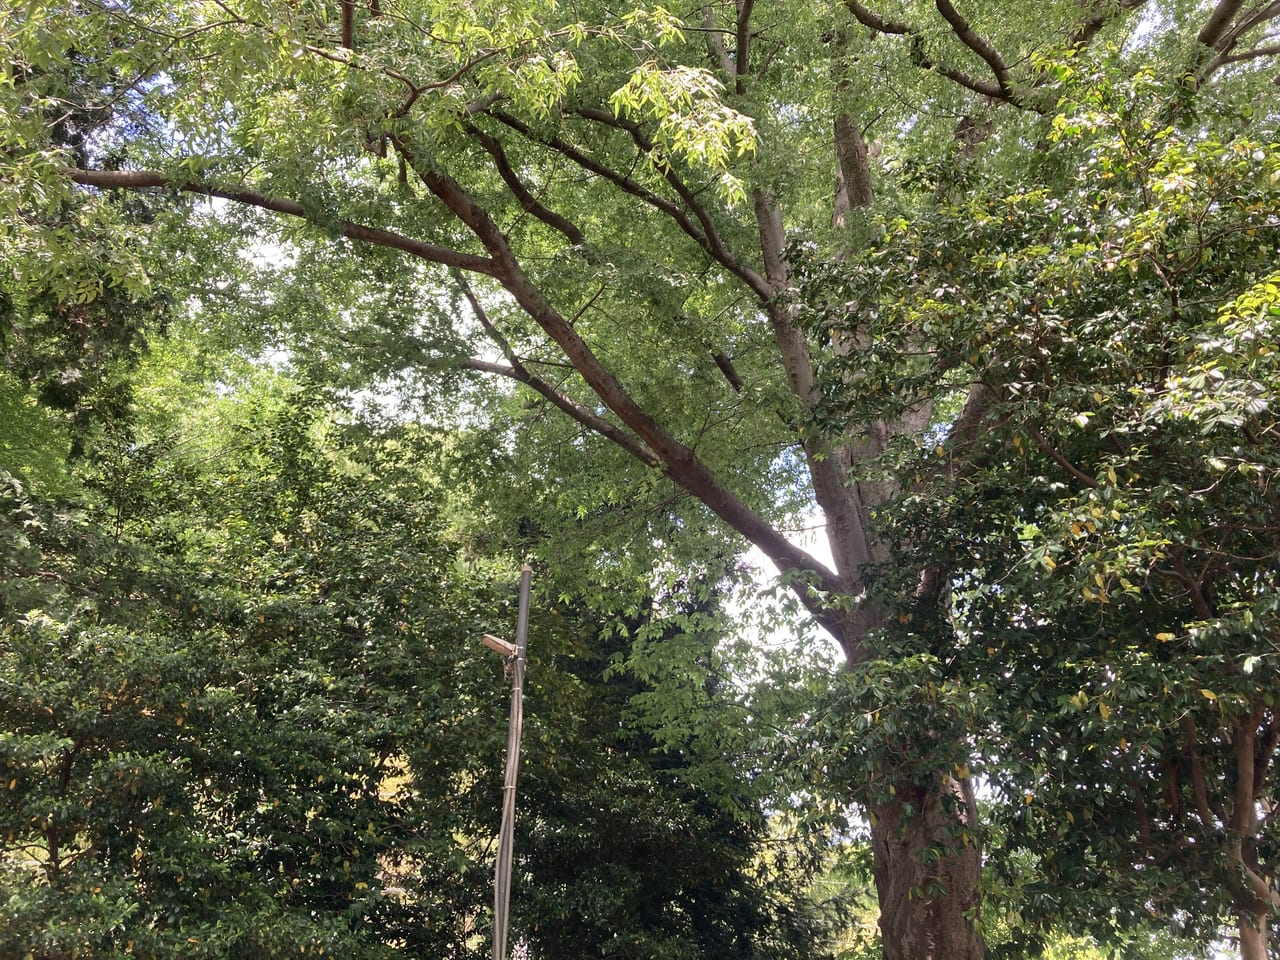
[799,51,1280,959]
[5,1,1280,955]
[516,586,836,960]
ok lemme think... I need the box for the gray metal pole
[493,565,531,960]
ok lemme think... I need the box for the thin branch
[844,0,1012,102]
[844,0,914,36]
[488,109,706,236]
[1068,0,1152,50]
[455,285,659,465]
[572,106,772,298]
[299,42,500,121]
[490,108,773,300]
[710,347,745,392]
[1169,549,1215,619]
[63,167,498,276]
[1028,427,1100,488]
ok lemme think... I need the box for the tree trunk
[869,774,985,960]
[1238,911,1268,960]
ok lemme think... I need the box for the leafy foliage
[799,60,1280,952]
[2,356,839,958]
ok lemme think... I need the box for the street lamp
[480,565,531,960]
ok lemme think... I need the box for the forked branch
[844,0,1013,103]
[463,122,586,246]
[389,138,849,626]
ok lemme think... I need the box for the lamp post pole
[485,565,531,960]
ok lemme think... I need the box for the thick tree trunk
[869,774,985,960]
[1238,911,1268,960]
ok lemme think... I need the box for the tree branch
[63,167,498,276]
[1068,0,1152,50]
[735,0,755,93]
[703,4,736,74]
[750,187,882,645]
[932,0,1012,98]
[463,122,586,246]
[844,0,1012,102]
[340,0,355,48]
[490,105,776,300]
[709,347,745,392]
[830,29,874,221]
[1199,0,1249,49]
[1028,426,1100,488]
[455,277,657,464]
[1196,1,1280,78]
[1225,711,1280,915]
[1204,38,1280,75]
[1254,715,1279,797]
[571,106,774,299]
[391,138,848,632]
[1229,711,1260,836]
[1181,714,1221,832]
[1230,0,1280,43]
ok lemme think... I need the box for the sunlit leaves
[610,62,756,201]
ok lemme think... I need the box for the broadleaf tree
[4,1,1280,955]
[2,351,836,959]
[798,51,1280,959]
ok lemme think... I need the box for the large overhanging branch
[387,138,847,629]
[488,67,878,598]
[65,169,848,635]
[63,167,499,276]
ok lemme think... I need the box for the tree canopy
[3,0,1280,957]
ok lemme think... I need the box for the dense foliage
[0,360,836,958]
[4,0,1280,957]
[799,59,1280,956]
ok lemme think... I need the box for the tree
[1,377,509,958]
[2,345,837,958]
[798,53,1279,958]
[515,586,837,960]
[5,1,1280,955]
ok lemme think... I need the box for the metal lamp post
[481,565,531,960]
